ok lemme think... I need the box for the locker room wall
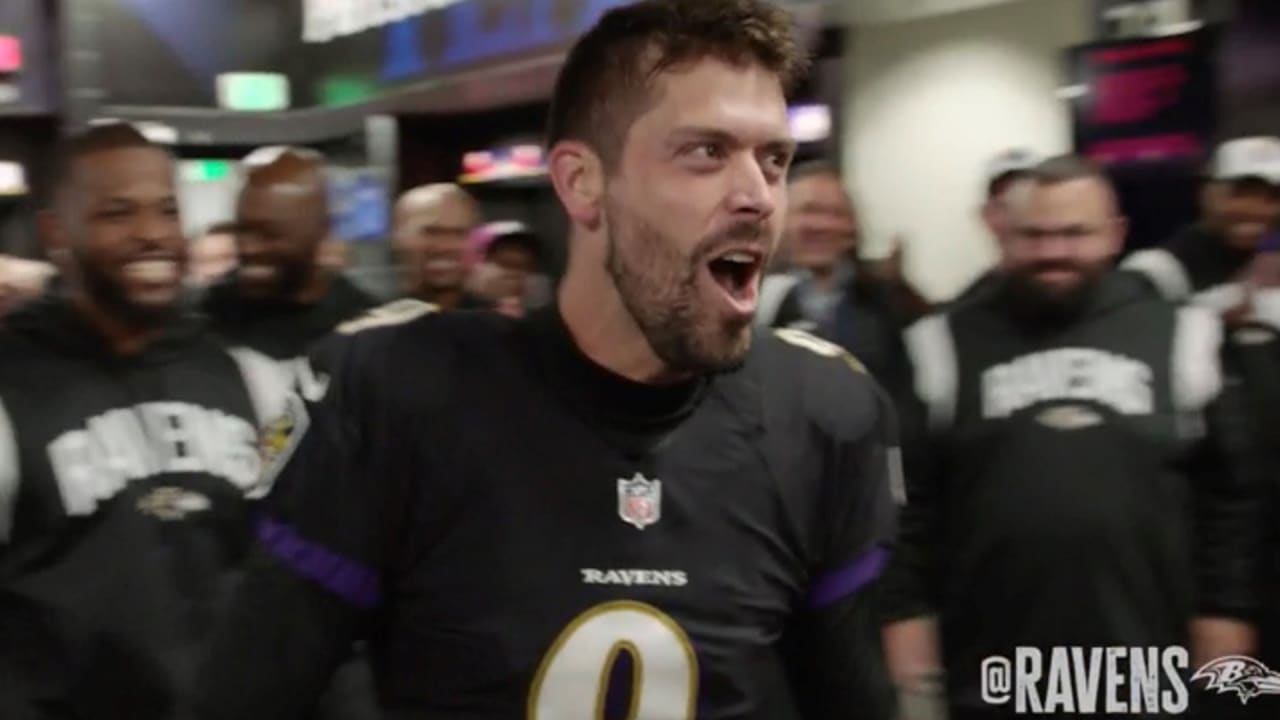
[841,0,1093,302]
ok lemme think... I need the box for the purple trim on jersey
[257,517,381,609]
[807,547,888,608]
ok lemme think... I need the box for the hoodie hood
[991,269,1155,337]
[4,291,207,367]
[201,272,376,332]
[1165,224,1253,290]
[198,272,378,360]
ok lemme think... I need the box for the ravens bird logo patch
[1192,655,1280,704]
[137,487,212,521]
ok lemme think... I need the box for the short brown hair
[1029,154,1112,188]
[546,0,808,170]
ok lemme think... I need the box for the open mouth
[705,248,764,313]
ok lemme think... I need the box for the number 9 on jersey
[527,601,698,719]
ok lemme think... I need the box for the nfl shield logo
[617,473,662,530]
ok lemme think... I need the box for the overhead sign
[328,168,391,240]
[459,144,546,184]
[182,159,234,182]
[788,104,832,144]
[1068,29,1216,164]
[0,36,21,73]
[217,72,291,111]
[1095,0,1205,38]
[0,0,52,115]
[304,0,465,43]
[0,162,29,196]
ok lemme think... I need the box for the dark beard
[604,208,760,376]
[274,259,315,301]
[605,223,710,372]
[243,260,313,304]
[77,254,177,330]
[999,267,1101,331]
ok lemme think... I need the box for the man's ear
[979,201,999,235]
[37,208,69,266]
[548,140,604,230]
[1108,215,1130,257]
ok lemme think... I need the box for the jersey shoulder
[319,300,521,401]
[750,327,886,442]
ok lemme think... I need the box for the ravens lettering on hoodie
[882,271,1265,714]
[0,295,293,718]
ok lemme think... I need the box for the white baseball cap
[984,148,1044,195]
[1212,136,1280,185]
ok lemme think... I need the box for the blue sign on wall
[329,170,391,241]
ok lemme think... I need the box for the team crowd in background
[2,0,1280,719]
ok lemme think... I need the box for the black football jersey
[197,300,900,720]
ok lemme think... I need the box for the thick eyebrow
[93,193,176,208]
[666,126,797,156]
[798,199,849,213]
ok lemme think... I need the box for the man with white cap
[1121,136,1280,311]
[947,148,1043,307]
[465,219,551,317]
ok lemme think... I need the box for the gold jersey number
[527,601,698,719]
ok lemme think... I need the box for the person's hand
[1190,617,1256,666]
[495,296,524,319]
[465,262,506,301]
[1245,247,1280,289]
[863,234,905,284]
[0,256,55,317]
[1221,249,1280,325]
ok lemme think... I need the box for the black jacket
[201,273,378,361]
[883,271,1265,712]
[1219,290,1280,669]
[0,295,291,718]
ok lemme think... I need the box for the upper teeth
[124,260,178,282]
[722,253,754,264]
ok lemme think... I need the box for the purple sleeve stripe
[807,547,888,608]
[257,517,382,610]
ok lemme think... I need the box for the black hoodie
[884,271,1265,713]
[201,273,378,361]
[1120,224,1254,310]
[0,295,291,718]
